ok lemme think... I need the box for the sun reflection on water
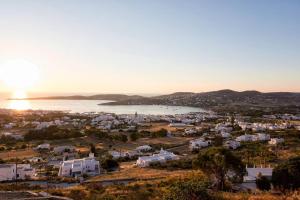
[8,100,31,110]
[8,90,31,110]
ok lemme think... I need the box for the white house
[109,151,124,159]
[136,145,152,153]
[224,140,241,150]
[189,138,211,150]
[243,167,273,182]
[183,129,197,136]
[0,164,35,182]
[36,143,50,150]
[28,157,43,163]
[35,122,52,130]
[256,133,270,141]
[136,149,179,167]
[109,150,138,159]
[236,134,255,142]
[215,124,233,133]
[4,123,15,129]
[268,138,284,145]
[220,132,231,138]
[2,132,23,140]
[58,153,100,177]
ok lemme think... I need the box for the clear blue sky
[0,0,299,94]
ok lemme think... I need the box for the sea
[0,93,204,115]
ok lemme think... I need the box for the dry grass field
[89,161,194,182]
[139,122,177,131]
[217,191,300,200]
[0,149,38,160]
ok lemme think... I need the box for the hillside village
[0,108,300,199]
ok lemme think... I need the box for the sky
[0,0,299,95]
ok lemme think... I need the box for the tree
[213,136,223,147]
[120,134,128,143]
[130,132,139,141]
[256,173,271,191]
[272,156,300,191]
[90,143,96,154]
[151,128,168,138]
[193,147,244,191]
[101,157,119,171]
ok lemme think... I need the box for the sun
[0,59,40,98]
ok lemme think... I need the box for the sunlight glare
[8,100,31,110]
[0,59,40,92]
[12,90,27,99]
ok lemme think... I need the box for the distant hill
[99,89,300,112]
[15,90,300,113]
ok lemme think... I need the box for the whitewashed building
[58,153,100,177]
[36,143,50,150]
[109,150,137,159]
[2,132,23,140]
[236,134,255,142]
[224,140,241,150]
[243,167,273,182]
[215,124,233,133]
[256,133,270,141]
[35,122,52,130]
[220,132,231,138]
[136,149,179,167]
[0,164,35,182]
[183,129,197,136]
[189,138,211,150]
[136,145,152,153]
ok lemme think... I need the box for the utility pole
[15,156,18,186]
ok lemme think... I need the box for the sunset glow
[0,59,40,98]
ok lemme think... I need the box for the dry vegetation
[0,149,37,160]
[89,162,193,182]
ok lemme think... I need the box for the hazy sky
[0,0,299,94]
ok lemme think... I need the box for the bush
[108,134,128,143]
[101,157,119,171]
[0,135,17,145]
[68,189,87,200]
[90,143,96,154]
[272,156,300,191]
[130,132,139,141]
[193,147,245,191]
[24,126,83,141]
[151,128,168,138]
[120,134,128,143]
[256,174,271,191]
[150,159,193,170]
[163,177,212,200]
